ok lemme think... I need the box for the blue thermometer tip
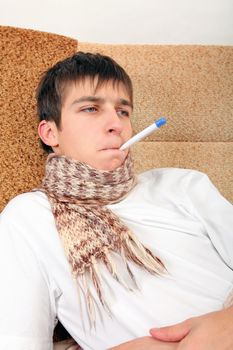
[155,117,167,128]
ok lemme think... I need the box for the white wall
[0,0,232,44]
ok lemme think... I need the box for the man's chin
[98,154,127,171]
[107,161,125,171]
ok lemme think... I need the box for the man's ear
[38,120,59,148]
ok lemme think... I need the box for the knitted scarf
[41,153,164,325]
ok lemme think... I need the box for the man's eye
[82,107,97,113]
[117,109,130,117]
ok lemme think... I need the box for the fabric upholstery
[78,42,233,203]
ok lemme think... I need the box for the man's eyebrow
[70,96,133,108]
[71,96,105,106]
[119,98,133,109]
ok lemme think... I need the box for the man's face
[52,78,133,171]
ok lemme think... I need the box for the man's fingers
[149,319,192,342]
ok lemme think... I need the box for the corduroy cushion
[0,26,78,211]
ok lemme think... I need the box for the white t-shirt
[0,168,233,350]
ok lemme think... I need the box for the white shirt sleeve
[0,199,54,350]
[184,170,233,270]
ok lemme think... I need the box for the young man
[0,52,232,350]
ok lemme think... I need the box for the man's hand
[109,336,178,349]
[53,339,81,349]
[54,336,178,350]
[150,306,233,350]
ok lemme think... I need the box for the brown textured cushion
[0,26,78,211]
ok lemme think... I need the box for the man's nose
[106,109,124,134]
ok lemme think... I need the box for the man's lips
[100,148,122,152]
[100,145,122,151]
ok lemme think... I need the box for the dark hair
[36,52,133,153]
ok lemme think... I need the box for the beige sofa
[1,26,233,211]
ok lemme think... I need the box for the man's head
[37,52,133,170]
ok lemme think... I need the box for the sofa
[1,26,232,212]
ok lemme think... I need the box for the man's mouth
[101,148,120,152]
[101,146,121,151]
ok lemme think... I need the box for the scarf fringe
[104,248,135,291]
[90,257,112,316]
[123,230,165,275]
[76,234,165,327]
